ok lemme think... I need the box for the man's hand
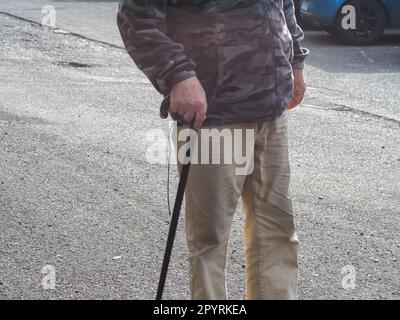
[170,76,208,129]
[288,69,306,110]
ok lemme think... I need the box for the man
[118,0,309,299]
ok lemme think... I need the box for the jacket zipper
[257,0,283,106]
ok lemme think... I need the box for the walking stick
[156,97,196,300]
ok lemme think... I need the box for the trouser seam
[186,168,196,299]
[248,156,262,299]
[255,171,262,298]
[222,235,229,300]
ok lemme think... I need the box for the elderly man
[118,0,309,300]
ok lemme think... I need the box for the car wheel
[336,0,386,45]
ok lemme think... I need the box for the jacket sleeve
[117,0,197,95]
[283,0,309,70]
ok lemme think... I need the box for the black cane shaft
[156,161,191,300]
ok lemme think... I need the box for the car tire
[336,0,386,45]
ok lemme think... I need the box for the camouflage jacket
[117,0,309,125]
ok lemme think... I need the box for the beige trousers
[176,110,298,300]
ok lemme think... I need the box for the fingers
[171,97,207,128]
[288,69,307,110]
[181,104,207,129]
[288,98,300,109]
[193,109,207,129]
[170,102,178,113]
[172,101,207,128]
[297,92,305,105]
[288,94,302,109]
[288,85,306,109]
[169,76,208,127]
[183,109,195,122]
[287,98,296,110]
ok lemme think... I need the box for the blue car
[300,0,400,45]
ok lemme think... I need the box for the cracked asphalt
[0,2,399,300]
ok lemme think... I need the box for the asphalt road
[0,1,399,300]
[0,0,121,46]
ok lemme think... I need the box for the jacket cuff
[292,47,310,70]
[166,69,197,90]
[156,61,197,94]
